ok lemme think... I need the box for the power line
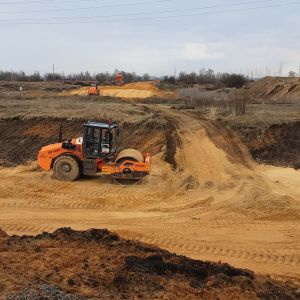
[0,0,277,22]
[0,1,298,25]
[0,0,173,14]
[0,0,124,4]
[0,0,95,4]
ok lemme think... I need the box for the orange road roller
[38,122,151,184]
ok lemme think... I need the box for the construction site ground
[0,80,300,298]
[62,81,177,99]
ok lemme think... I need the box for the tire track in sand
[123,231,300,268]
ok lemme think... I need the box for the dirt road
[0,107,299,283]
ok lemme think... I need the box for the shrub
[221,74,247,88]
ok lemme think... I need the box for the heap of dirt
[236,121,300,169]
[1,227,299,300]
[246,77,300,99]
[64,81,177,99]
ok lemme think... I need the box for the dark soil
[0,117,165,167]
[7,284,84,300]
[0,228,299,300]
[0,117,83,167]
[236,121,300,169]
[164,117,180,169]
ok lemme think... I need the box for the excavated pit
[236,121,300,169]
[1,114,298,171]
[0,117,166,167]
[0,117,83,167]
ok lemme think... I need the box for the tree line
[0,70,150,83]
[0,69,248,88]
[164,69,247,88]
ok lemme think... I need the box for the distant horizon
[0,68,299,80]
[1,0,299,78]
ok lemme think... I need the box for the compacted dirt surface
[1,227,300,300]
[0,82,300,298]
[0,107,300,285]
[63,81,177,99]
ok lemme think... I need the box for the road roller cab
[83,121,119,159]
[38,121,151,183]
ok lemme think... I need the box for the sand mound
[2,228,299,299]
[100,88,154,98]
[247,76,300,99]
[117,81,160,91]
[63,81,176,99]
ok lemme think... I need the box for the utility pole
[52,64,55,79]
[279,62,283,77]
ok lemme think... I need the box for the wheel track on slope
[0,174,144,210]
[123,232,300,267]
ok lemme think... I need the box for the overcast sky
[0,0,299,76]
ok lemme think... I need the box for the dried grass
[183,89,250,115]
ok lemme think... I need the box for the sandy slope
[247,76,300,99]
[0,108,299,283]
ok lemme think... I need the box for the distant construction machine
[88,74,124,96]
[38,122,151,183]
[88,84,99,96]
[115,74,124,86]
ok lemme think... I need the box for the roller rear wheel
[53,155,80,181]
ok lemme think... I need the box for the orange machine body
[38,138,151,179]
[115,74,124,86]
[88,86,99,96]
[38,139,83,171]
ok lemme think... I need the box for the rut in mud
[1,228,299,300]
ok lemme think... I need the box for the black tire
[115,178,141,185]
[53,155,80,181]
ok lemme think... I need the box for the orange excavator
[38,122,151,183]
